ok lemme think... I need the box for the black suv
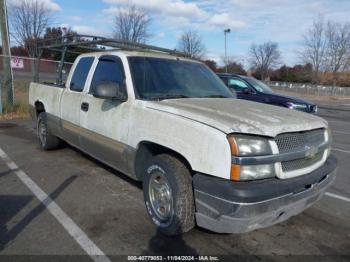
[218,73,317,113]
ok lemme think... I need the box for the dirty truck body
[29,51,337,235]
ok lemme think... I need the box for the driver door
[79,55,131,175]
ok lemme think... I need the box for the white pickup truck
[29,51,337,235]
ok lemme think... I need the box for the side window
[90,57,125,93]
[220,77,229,86]
[70,57,94,92]
[228,78,249,92]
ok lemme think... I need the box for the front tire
[143,154,195,236]
[37,113,60,150]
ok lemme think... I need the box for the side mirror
[93,81,127,101]
[243,88,253,95]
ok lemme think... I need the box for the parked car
[29,51,336,235]
[218,73,318,113]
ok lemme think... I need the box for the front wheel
[143,154,195,235]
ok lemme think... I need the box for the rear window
[70,57,94,92]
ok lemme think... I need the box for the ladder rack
[36,34,189,85]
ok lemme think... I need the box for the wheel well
[134,141,193,181]
[35,101,45,117]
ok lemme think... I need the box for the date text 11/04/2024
[127,256,220,261]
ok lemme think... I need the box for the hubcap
[149,171,173,222]
[38,121,47,146]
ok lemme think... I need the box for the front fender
[128,105,232,180]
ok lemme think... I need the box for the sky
[6,0,350,67]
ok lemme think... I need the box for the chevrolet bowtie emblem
[305,146,318,159]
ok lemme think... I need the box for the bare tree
[219,56,246,74]
[300,16,327,84]
[177,30,206,59]
[325,21,350,87]
[9,0,54,58]
[114,4,151,43]
[249,41,281,80]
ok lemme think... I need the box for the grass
[0,79,31,120]
[0,102,29,120]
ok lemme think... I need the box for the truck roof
[77,50,201,63]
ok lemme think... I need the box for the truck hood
[146,98,327,137]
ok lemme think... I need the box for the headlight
[230,163,277,181]
[228,135,275,181]
[228,135,272,156]
[286,102,308,111]
[240,164,277,181]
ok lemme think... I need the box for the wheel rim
[38,120,47,146]
[148,171,174,222]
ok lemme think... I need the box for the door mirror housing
[93,81,127,101]
[243,87,254,95]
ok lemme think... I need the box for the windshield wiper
[147,94,230,101]
[202,95,229,98]
[148,94,191,101]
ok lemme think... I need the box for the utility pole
[0,0,14,110]
[0,80,2,114]
[224,28,231,73]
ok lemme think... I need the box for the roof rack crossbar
[47,48,83,55]
[38,34,188,57]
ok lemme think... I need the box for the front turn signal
[230,164,241,181]
[228,136,239,156]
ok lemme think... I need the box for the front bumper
[193,155,337,234]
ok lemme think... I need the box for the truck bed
[29,82,65,119]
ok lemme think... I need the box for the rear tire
[143,154,195,236]
[37,113,60,150]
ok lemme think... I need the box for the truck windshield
[243,77,274,94]
[128,57,235,100]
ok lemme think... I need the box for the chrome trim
[325,128,330,143]
[269,140,279,155]
[278,149,329,179]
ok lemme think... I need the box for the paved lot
[0,101,349,261]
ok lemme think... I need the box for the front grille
[282,150,324,172]
[275,129,325,154]
[275,128,327,175]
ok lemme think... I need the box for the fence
[0,55,73,110]
[268,81,350,98]
[0,55,73,83]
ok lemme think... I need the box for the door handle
[81,102,89,112]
